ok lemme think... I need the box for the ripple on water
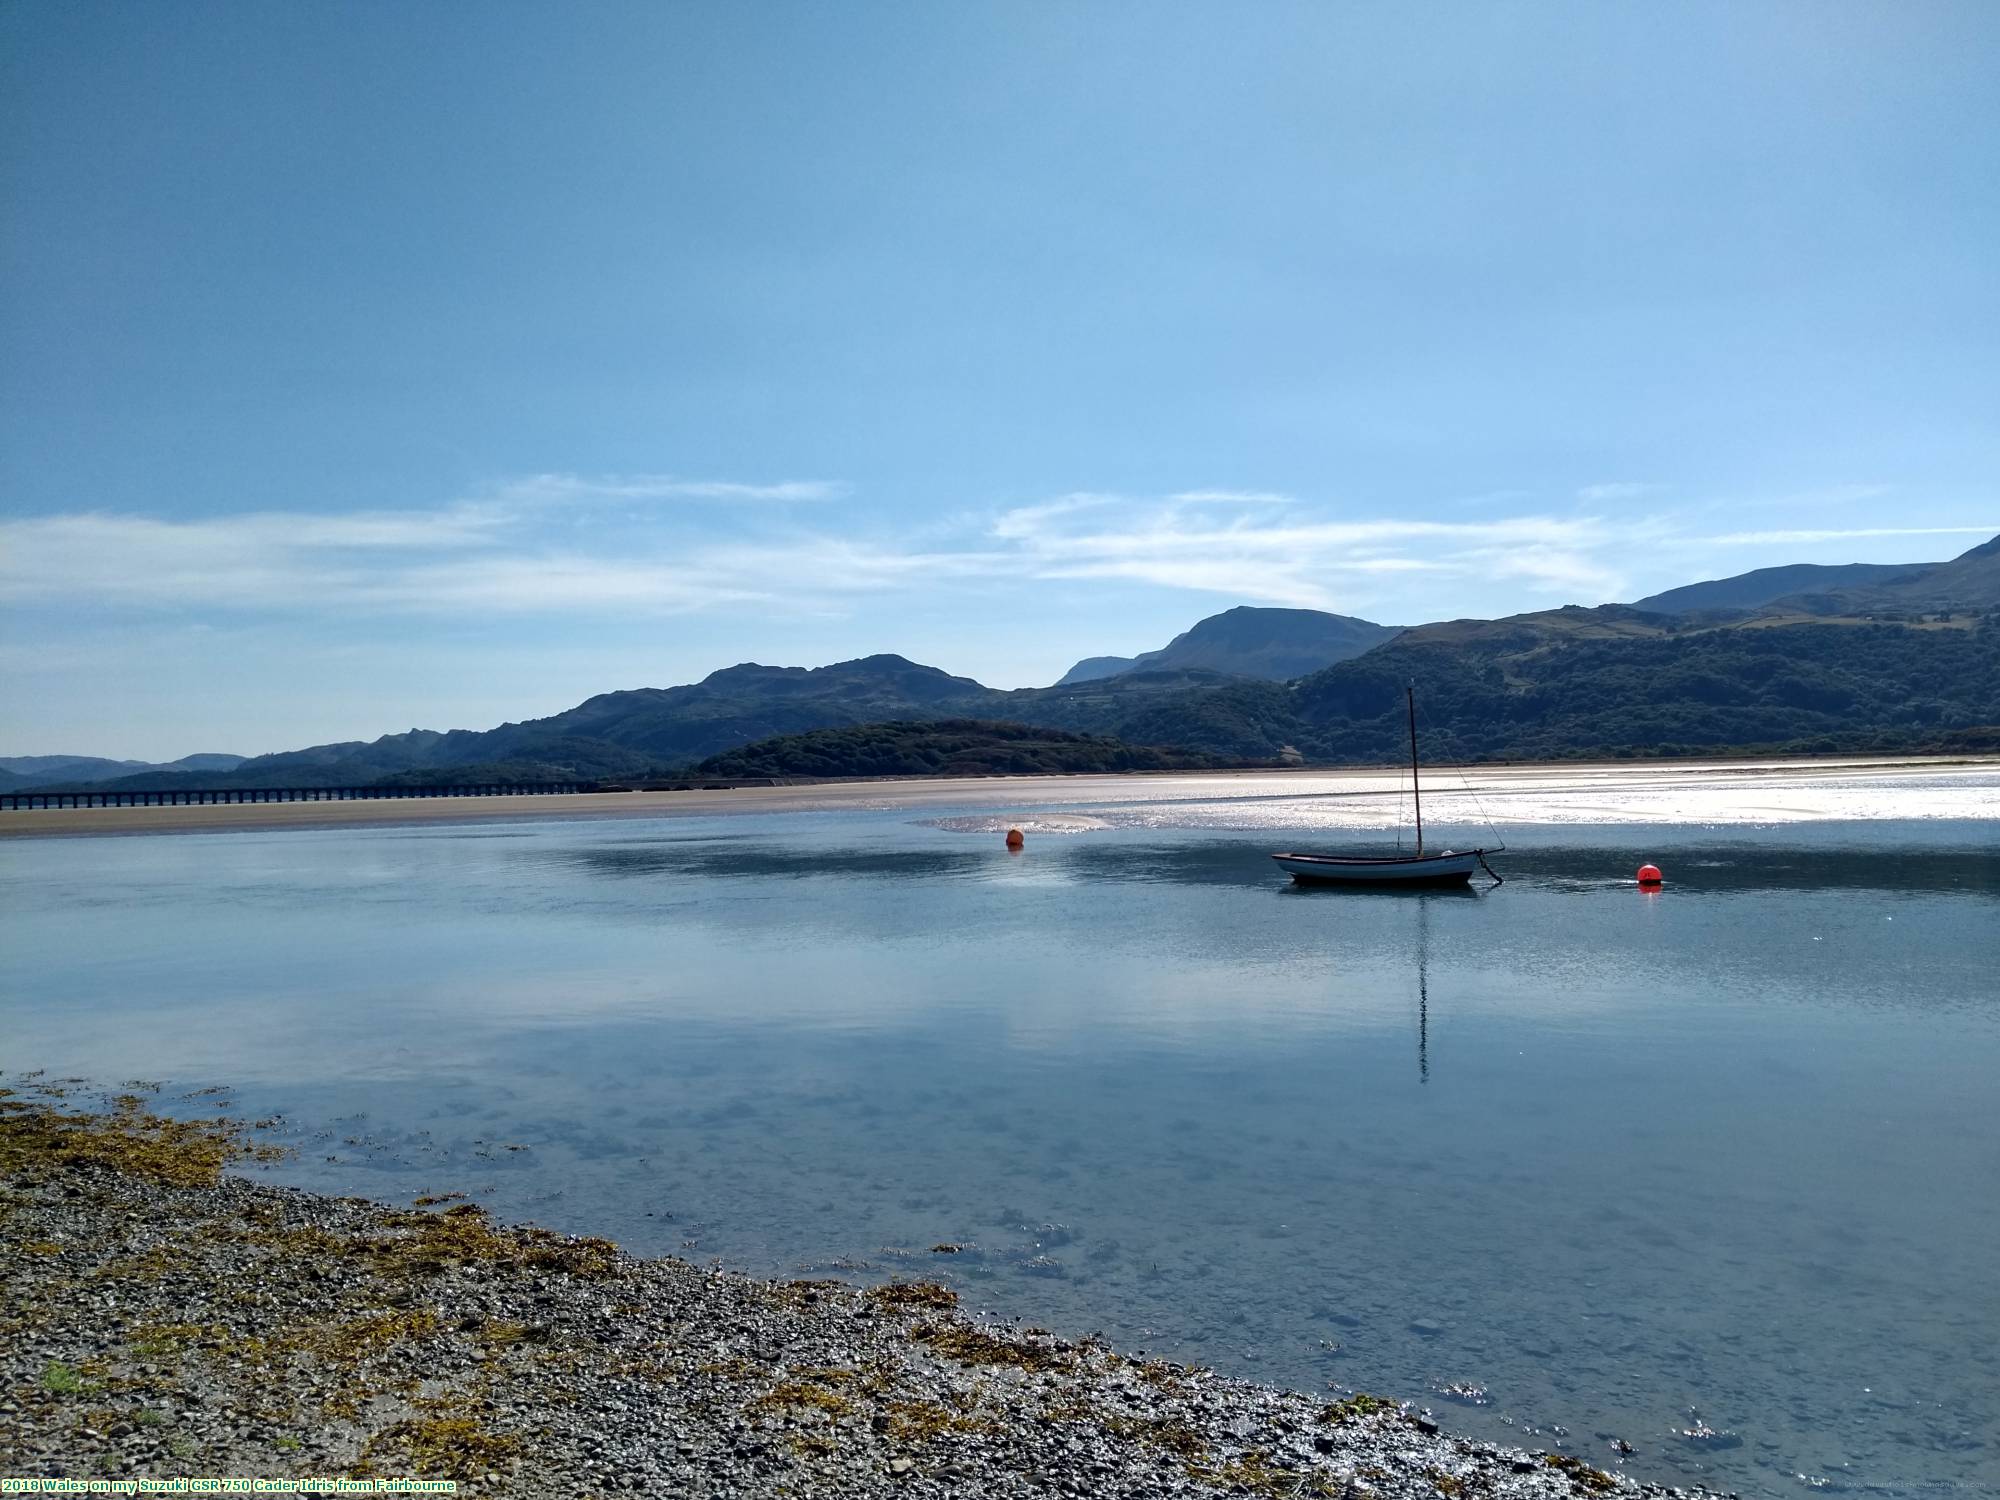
[923,813,1113,834]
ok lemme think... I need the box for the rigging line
[1413,695,1508,853]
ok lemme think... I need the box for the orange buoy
[1637,863,1663,886]
[1005,827,1025,850]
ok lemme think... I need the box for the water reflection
[1418,897,1430,1086]
[1063,835,2000,899]
[1495,844,2000,897]
[553,841,991,882]
[2,810,1997,1499]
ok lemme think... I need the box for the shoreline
[1,754,1993,840]
[0,1087,1717,1498]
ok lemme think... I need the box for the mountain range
[1631,534,2000,616]
[1054,607,1400,685]
[0,753,245,792]
[11,535,1999,790]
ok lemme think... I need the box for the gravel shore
[2,1085,1724,1498]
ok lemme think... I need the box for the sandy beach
[0,755,1994,839]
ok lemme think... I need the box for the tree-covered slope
[52,656,1000,791]
[693,719,1235,778]
[1291,613,2000,761]
[993,672,1307,761]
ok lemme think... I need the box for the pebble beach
[0,1084,1724,1499]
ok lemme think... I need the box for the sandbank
[0,755,1993,839]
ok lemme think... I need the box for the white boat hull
[1272,850,1485,886]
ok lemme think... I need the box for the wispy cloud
[493,473,850,505]
[986,494,1625,608]
[1167,489,1295,506]
[0,479,975,618]
[10,475,1981,627]
[988,492,1119,541]
[1577,481,1665,502]
[0,508,506,610]
[1731,483,1894,512]
[1701,525,1997,546]
[0,481,1638,620]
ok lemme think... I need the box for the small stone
[889,1458,914,1476]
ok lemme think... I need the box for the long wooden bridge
[0,776,824,811]
[0,781,598,811]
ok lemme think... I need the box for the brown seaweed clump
[0,1088,287,1188]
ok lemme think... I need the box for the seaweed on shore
[349,1202,619,1279]
[865,1279,959,1312]
[1322,1391,1401,1424]
[0,1086,287,1187]
[911,1320,1075,1372]
[1542,1452,1620,1493]
[357,1407,524,1479]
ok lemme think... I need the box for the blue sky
[3,2,1996,759]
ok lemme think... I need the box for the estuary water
[4,766,1997,1497]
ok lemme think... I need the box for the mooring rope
[1414,696,1507,853]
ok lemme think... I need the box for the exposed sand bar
[2,754,1995,839]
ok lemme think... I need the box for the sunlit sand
[3,755,1995,838]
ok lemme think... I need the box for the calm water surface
[5,776,1997,1498]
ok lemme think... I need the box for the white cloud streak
[987,495,1626,608]
[3,476,1987,626]
[493,473,851,505]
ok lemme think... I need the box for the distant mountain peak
[1631,562,1919,615]
[1631,532,2000,617]
[703,653,974,686]
[1053,605,1399,686]
[1056,655,1139,686]
[1955,533,2000,561]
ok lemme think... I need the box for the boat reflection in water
[1417,894,1432,1085]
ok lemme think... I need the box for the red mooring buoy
[1637,863,1664,886]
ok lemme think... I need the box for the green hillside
[1290,612,2000,760]
[693,719,1235,778]
[1631,533,2000,619]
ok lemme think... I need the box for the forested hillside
[693,720,1233,778]
[1290,615,2000,760]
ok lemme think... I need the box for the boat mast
[1406,681,1423,857]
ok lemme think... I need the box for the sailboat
[1271,684,1501,887]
